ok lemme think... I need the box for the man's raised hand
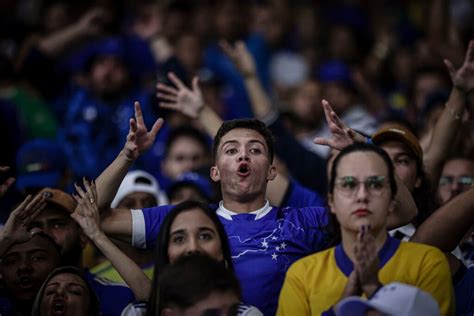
[156,72,204,119]
[220,40,257,78]
[123,101,163,161]
[313,100,357,151]
[445,40,474,94]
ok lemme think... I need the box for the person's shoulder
[399,241,446,261]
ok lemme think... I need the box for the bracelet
[365,137,373,145]
[445,103,463,121]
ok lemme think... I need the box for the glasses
[439,176,474,188]
[335,176,388,196]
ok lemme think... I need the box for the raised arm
[411,187,474,252]
[72,179,151,300]
[423,40,474,183]
[0,194,46,256]
[315,100,418,228]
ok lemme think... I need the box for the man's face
[117,192,157,209]
[437,158,474,204]
[380,141,421,193]
[163,136,209,180]
[211,128,276,201]
[28,206,83,265]
[1,235,61,303]
[90,55,128,98]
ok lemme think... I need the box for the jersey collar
[216,200,272,220]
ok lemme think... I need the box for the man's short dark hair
[212,119,275,163]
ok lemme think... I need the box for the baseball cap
[372,123,423,167]
[335,282,440,316]
[16,140,67,190]
[111,170,166,208]
[167,172,213,202]
[38,188,76,213]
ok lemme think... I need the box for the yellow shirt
[277,237,454,316]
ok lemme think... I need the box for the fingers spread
[134,101,145,125]
[168,72,185,89]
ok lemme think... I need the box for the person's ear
[267,165,277,181]
[415,176,422,189]
[327,193,336,214]
[210,166,220,182]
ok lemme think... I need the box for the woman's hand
[354,225,382,297]
[71,179,104,241]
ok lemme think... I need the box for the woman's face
[168,208,223,263]
[40,273,91,316]
[329,151,394,234]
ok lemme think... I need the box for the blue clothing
[84,270,135,316]
[204,33,270,120]
[283,179,325,208]
[453,264,474,316]
[57,86,161,179]
[132,203,330,315]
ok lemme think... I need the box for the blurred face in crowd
[167,208,223,263]
[39,273,91,316]
[169,185,207,205]
[168,291,240,316]
[29,206,84,265]
[175,34,203,73]
[117,192,157,209]
[380,141,421,193]
[90,55,129,99]
[163,136,209,180]
[1,235,61,303]
[437,158,474,204]
[321,83,353,114]
[414,73,446,111]
[329,151,394,234]
[211,128,276,202]
[290,80,322,127]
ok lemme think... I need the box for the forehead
[442,159,474,174]
[219,128,266,148]
[379,140,413,157]
[49,273,85,286]
[336,151,388,176]
[123,191,156,200]
[32,206,69,221]
[6,236,56,255]
[170,208,217,231]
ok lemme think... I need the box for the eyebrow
[170,227,216,235]
[47,282,86,288]
[221,139,265,148]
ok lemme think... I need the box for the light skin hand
[0,166,15,198]
[219,40,257,78]
[313,100,358,150]
[156,72,204,119]
[71,179,104,241]
[1,194,46,244]
[354,225,382,297]
[444,40,474,94]
[123,101,164,161]
[342,270,362,298]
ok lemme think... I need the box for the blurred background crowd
[1,0,473,212]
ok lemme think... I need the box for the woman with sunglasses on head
[277,143,454,316]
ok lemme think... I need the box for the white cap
[111,170,168,208]
[335,282,440,316]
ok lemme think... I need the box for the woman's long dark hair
[325,143,398,247]
[146,200,233,316]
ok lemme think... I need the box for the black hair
[326,142,398,246]
[153,253,241,313]
[212,119,275,163]
[164,125,210,158]
[147,200,233,315]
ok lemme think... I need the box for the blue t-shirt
[84,270,135,316]
[132,202,329,315]
[453,263,474,316]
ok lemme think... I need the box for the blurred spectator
[335,282,440,316]
[167,171,214,204]
[15,139,72,195]
[437,156,474,204]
